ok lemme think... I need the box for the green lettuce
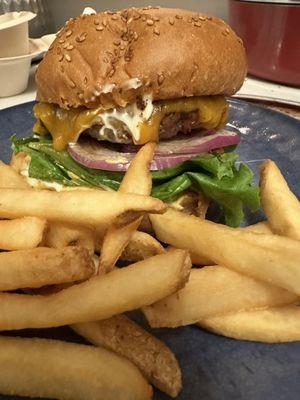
[11,134,259,227]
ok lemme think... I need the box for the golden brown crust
[72,315,182,397]
[36,7,246,109]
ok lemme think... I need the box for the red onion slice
[68,129,240,171]
[121,129,240,155]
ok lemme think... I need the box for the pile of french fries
[0,145,299,399]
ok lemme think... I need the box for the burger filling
[33,95,228,150]
[12,94,260,228]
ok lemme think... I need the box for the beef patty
[87,111,201,144]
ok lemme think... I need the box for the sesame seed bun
[36,7,247,109]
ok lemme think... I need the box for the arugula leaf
[151,174,193,201]
[28,142,122,191]
[152,152,239,181]
[188,164,259,227]
[12,135,122,191]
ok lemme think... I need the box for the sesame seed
[96,26,104,31]
[103,57,109,63]
[102,20,107,26]
[157,74,164,85]
[65,54,72,62]
[120,44,125,50]
[58,54,64,62]
[58,39,65,44]
[225,28,230,34]
[127,17,133,24]
[141,16,146,22]
[69,80,76,88]
[194,22,202,27]
[133,31,138,40]
[146,19,154,26]
[199,16,206,21]
[67,44,74,50]
[188,17,193,23]
[62,43,68,49]
[94,19,100,25]
[78,93,84,99]
[192,16,199,22]
[169,17,175,25]
[111,15,118,20]
[175,15,183,19]
[65,30,73,37]
[153,27,160,35]
[76,33,87,42]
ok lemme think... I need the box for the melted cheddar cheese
[33,95,228,151]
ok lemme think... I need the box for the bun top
[36,7,247,109]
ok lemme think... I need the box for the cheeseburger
[12,7,259,227]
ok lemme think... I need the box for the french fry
[189,253,213,266]
[121,231,165,262]
[44,222,95,255]
[0,160,29,188]
[0,249,191,330]
[143,266,297,328]
[0,246,94,291]
[0,217,47,250]
[150,208,300,295]
[95,230,165,261]
[190,222,272,265]
[10,151,28,173]
[99,143,156,273]
[242,221,273,234]
[72,314,182,397]
[0,335,152,400]
[119,143,156,195]
[0,188,166,229]
[260,159,300,240]
[199,305,300,343]
[151,209,300,295]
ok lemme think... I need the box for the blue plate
[0,99,299,400]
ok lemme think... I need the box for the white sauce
[20,157,64,191]
[97,93,154,142]
[122,78,142,90]
[101,83,116,94]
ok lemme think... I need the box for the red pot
[229,0,300,86]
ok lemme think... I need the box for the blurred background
[48,0,228,31]
[0,0,299,109]
[0,0,228,36]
